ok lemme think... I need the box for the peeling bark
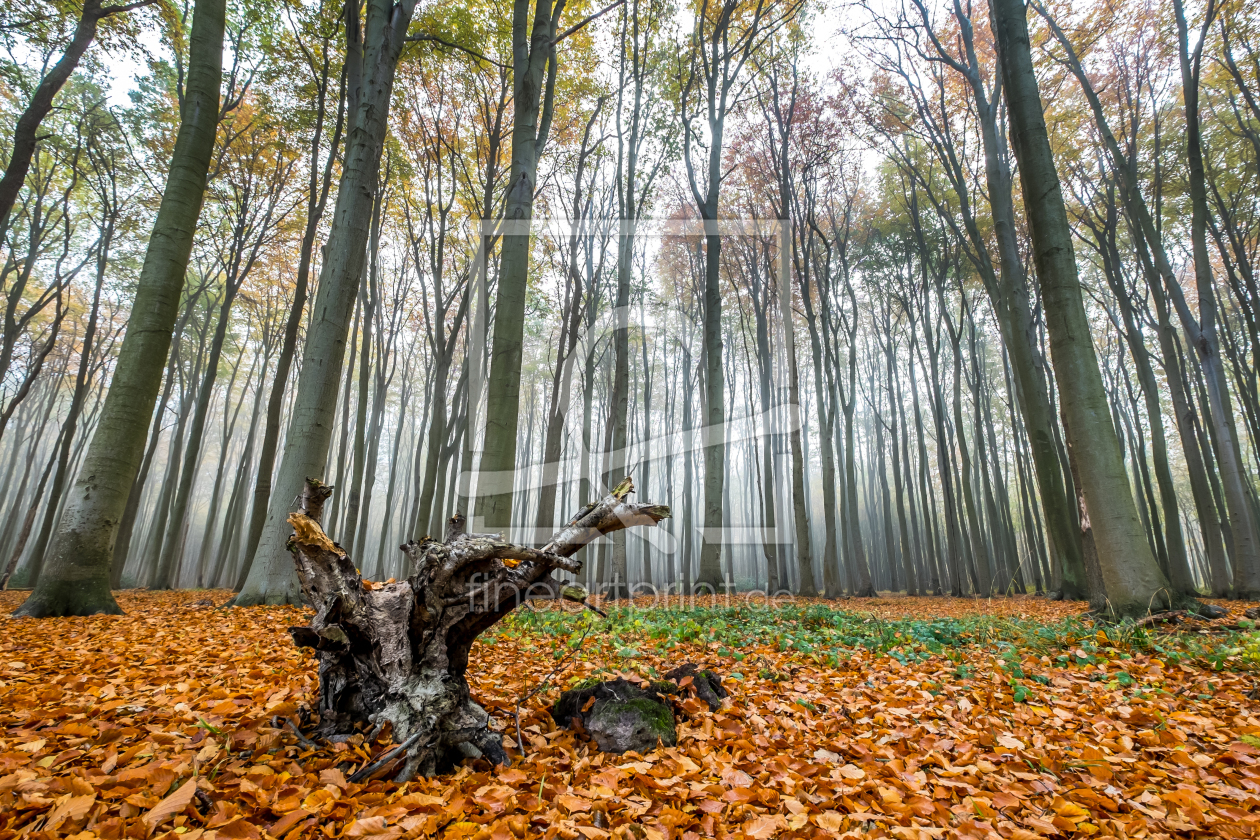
[286,476,668,780]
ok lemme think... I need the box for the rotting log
[285,475,669,780]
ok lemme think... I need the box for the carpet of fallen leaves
[4,590,1260,840]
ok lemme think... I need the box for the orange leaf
[141,777,197,836]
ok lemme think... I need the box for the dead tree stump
[285,476,668,780]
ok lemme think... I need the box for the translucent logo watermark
[464,572,801,613]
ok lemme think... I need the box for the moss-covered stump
[550,665,727,755]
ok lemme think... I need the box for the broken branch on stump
[285,475,669,779]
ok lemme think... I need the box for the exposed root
[286,475,669,779]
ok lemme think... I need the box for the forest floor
[3,590,1260,840]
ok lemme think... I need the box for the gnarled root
[286,476,669,779]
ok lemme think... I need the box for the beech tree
[234,0,419,606]
[990,0,1172,616]
[16,0,227,617]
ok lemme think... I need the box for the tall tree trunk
[0,427,65,589]
[945,300,992,594]
[328,298,362,535]
[212,360,269,586]
[344,208,380,558]
[19,214,110,586]
[111,307,189,588]
[155,282,243,589]
[234,0,418,606]
[991,0,1172,616]
[1172,0,1260,597]
[15,0,225,617]
[679,344,695,593]
[534,101,600,542]
[1038,3,1244,598]
[237,45,345,589]
[886,330,918,595]
[1095,220,1196,595]
[476,0,567,531]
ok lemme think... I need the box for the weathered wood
[286,475,668,779]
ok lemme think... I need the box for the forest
[3,0,1260,837]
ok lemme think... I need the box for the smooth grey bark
[919,298,964,594]
[976,342,1022,592]
[799,238,844,597]
[0,393,52,553]
[891,0,1087,597]
[111,292,199,587]
[15,0,225,617]
[475,0,567,531]
[882,309,917,595]
[990,0,1171,616]
[906,307,943,593]
[812,197,873,597]
[21,223,110,587]
[0,427,64,589]
[373,352,416,575]
[234,0,418,606]
[140,324,207,587]
[869,370,898,590]
[537,102,604,544]
[1080,185,1196,595]
[605,0,663,597]
[210,345,271,585]
[679,340,695,592]
[406,113,468,543]
[761,57,816,596]
[328,297,362,536]
[680,0,801,593]
[156,142,291,589]
[1137,226,1232,596]
[747,245,780,595]
[193,348,249,586]
[1171,0,1260,596]
[355,262,404,570]
[943,295,992,594]
[343,184,383,558]
[237,31,345,587]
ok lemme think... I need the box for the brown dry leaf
[44,792,96,830]
[815,811,845,831]
[839,762,866,779]
[742,814,786,838]
[141,776,197,834]
[344,816,402,838]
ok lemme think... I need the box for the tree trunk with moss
[287,476,668,779]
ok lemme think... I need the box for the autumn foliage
[4,591,1260,839]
